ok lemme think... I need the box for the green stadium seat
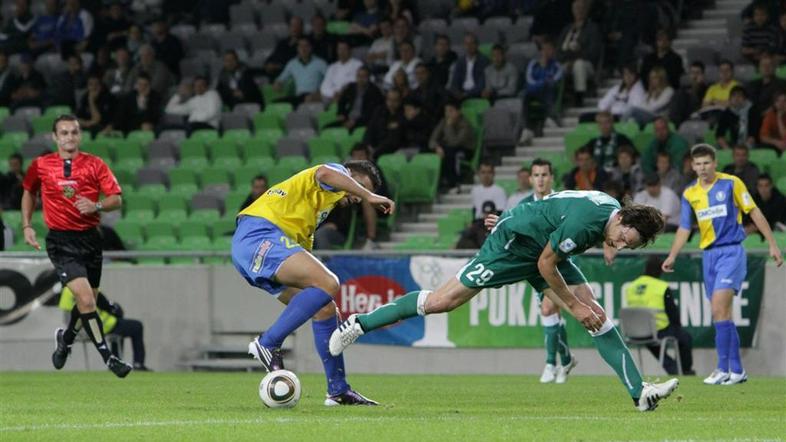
[267,168,292,186]
[135,183,167,198]
[308,138,338,158]
[114,220,145,249]
[327,20,350,34]
[650,233,675,250]
[437,215,468,239]
[155,209,188,223]
[179,236,213,251]
[749,149,777,171]
[123,208,155,222]
[179,220,210,239]
[137,236,178,265]
[496,179,517,196]
[145,220,176,239]
[311,155,340,166]
[633,132,654,153]
[774,231,786,250]
[209,140,242,168]
[317,110,337,130]
[127,130,155,144]
[124,194,155,213]
[212,217,237,239]
[113,140,144,164]
[2,210,21,236]
[0,106,10,123]
[743,234,768,250]
[222,129,252,142]
[224,191,248,213]
[262,82,294,105]
[200,167,231,188]
[190,129,220,143]
[211,234,233,250]
[168,168,199,189]
[769,160,786,181]
[564,130,596,156]
[31,115,57,135]
[232,166,262,190]
[189,209,221,223]
[169,183,200,199]
[776,176,786,194]
[398,153,440,203]
[157,194,188,213]
[394,235,437,250]
[241,137,275,161]
[643,121,675,133]
[434,235,458,250]
[277,156,309,175]
[253,112,283,131]
[179,139,208,167]
[43,105,71,116]
[81,141,111,159]
[2,131,29,146]
[614,121,640,141]
[715,149,733,170]
[377,153,407,193]
[349,127,365,143]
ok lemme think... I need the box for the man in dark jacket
[217,50,264,110]
[364,88,405,160]
[108,73,162,134]
[334,65,384,132]
[448,33,489,100]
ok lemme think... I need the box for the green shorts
[456,222,587,293]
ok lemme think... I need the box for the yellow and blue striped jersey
[680,172,757,249]
[238,164,348,250]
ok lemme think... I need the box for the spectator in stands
[127,44,174,96]
[747,55,786,119]
[0,52,13,107]
[386,0,415,24]
[8,54,46,111]
[642,116,689,174]
[721,144,760,192]
[319,40,363,101]
[48,54,87,109]
[741,3,779,63]
[700,60,740,112]
[775,10,786,64]
[103,46,133,96]
[29,0,59,56]
[429,99,476,192]
[1,0,36,54]
[391,16,421,59]
[150,18,184,78]
[365,18,394,72]
[564,145,610,190]
[448,33,489,100]
[639,29,684,90]
[601,0,640,70]
[364,88,405,159]
[165,75,223,133]
[675,152,697,194]
[390,68,411,98]
[107,73,162,134]
[412,63,447,118]
[384,40,420,90]
[627,66,674,126]
[349,0,383,39]
[428,34,457,89]
[310,14,337,63]
[758,90,786,154]
[583,111,634,171]
[634,173,681,232]
[274,37,327,105]
[125,23,144,60]
[76,74,114,138]
[608,144,644,197]
[54,0,93,56]
[655,150,682,193]
[716,86,758,150]
[400,96,435,153]
[597,63,645,121]
[482,44,518,102]
[0,153,24,210]
[506,166,533,209]
[556,0,602,106]
[749,173,786,233]
[239,175,269,211]
[670,61,708,125]
[524,38,563,127]
[90,1,130,52]
[530,0,573,45]
[470,161,507,219]
[264,16,304,80]
[216,50,265,111]
[334,65,384,132]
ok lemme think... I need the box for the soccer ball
[259,370,301,408]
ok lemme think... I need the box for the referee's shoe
[107,355,133,378]
[52,328,71,369]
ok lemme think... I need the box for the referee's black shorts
[46,228,103,288]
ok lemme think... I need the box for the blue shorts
[231,216,304,295]
[702,243,746,298]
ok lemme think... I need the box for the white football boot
[539,364,557,383]
[555,356,578,384]
[329,314,365,356]
[703,369,730,385]
[636,378,679,412]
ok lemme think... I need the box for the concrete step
[677,28,728,39]
[391,231,437,242]
[687,18,728,29]
[495,165,525,176]
[519,144,564,155]
[502,155,535,166]
[431,203,474,214]
[542,126,573,137]
[565,106,598,117]
[673,38,704,50]
[705,9,740,19]
[440,193,472,204]
[533,135,564,146]
[715,0,750,7]
[399,222,438,233]
[419,213,447,222]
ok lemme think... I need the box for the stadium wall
[1,260,784,376]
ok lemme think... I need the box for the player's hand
[572,302,605,333]
[661,255,676,273]
[366,193,395,215]
[603,242,617,266]
[74,196,98,214]
[484,213,499,231]
[23,226,40,250]
[769,243,784,267]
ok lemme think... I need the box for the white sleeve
[598,85,618,111]
[165,94,190,115]
[320,64,338,99]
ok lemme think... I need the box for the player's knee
[315,274,341,297]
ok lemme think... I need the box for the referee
[21,115,132,378]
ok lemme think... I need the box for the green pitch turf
[1,372,784,441]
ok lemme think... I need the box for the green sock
[543,325,558,365]
[592,326,644,399]
[557,323,572,365]
[357,290,421,332]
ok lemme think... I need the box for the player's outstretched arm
[662,227,691,272]
[748,207,784,267]
[315,166,395,214]
[21,189,40,250]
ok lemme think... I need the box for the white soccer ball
[259,370,301,408]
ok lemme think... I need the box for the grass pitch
[1,372,784,441]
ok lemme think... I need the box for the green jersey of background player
[331,190,679,411]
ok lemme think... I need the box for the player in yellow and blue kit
[662,144,783,385]
[232,161,394,405]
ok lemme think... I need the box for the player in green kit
[331,190,679,411]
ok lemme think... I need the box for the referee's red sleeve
[22,157,40,193]
[97,159,122,196]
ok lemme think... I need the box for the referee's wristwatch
[95,201,103,212]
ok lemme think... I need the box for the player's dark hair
[252,174,267,184]
[643,256,663,278]
[718,59,734,70]
[9,152,22,162]
[690,143,716,160]
[729,85,747,98]
[530,158,553,175]
[575,145,593,158]
[52,114,79,133]
[344,160,382,192]
[690,61,705,72]
[478,159,495,171]
[619,198,665,248]
[758,172,772,183]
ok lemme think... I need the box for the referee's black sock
[63,306,81,346]
[80,311,113,363]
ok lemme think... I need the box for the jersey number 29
[465,263,495,286]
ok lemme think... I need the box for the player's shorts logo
[715,191,726,202]
[559,238,577,253]
[251,240,273,273]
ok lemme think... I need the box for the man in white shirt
[633,173,681,232]
[164,75,223,132]
[506,166,532,209]
[470,161,507,220]
[320,41,363,102]
[383,40,421,90]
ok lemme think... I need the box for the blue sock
[728,322,743,374]
[312,316,350,396]
[714,320,732,372]
[260,287,333,348]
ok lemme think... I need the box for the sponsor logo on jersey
[62,185,75,199]
[696,204,728,221]
[559,238,577,253]
[266,188,287,197]
[251,240,273,273]
[316,210,329,225]
[742,192,752,206]
[715,190,726,202]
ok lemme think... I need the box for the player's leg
[717,246,747,384]
[539,295,559,383]
[713,289,747,384]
